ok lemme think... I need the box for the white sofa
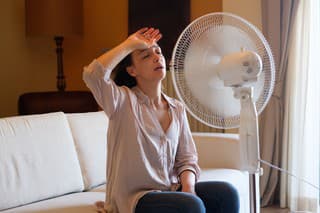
[0,111,254,213]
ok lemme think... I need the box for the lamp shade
[25,0,83,37]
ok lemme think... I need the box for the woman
[83,27,239,213]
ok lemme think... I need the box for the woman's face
[126,45,166,84]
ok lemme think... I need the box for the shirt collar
[132,86,177,108]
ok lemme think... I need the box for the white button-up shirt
[83,60,200,213]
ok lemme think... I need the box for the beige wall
[191,0,222,20]
[223,0,262,30]
[0,0,57,117]
[0,0,260,118]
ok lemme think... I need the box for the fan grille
[170,13,275,129]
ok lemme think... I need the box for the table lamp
[19,0,98,115]
[26,0,83,91]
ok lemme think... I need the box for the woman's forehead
[133,44,161,54]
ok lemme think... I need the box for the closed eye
[155,48,162,55]
[142,54,150,59]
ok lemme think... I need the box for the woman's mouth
[154,65,164,71]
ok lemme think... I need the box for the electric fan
[170,12,275,213]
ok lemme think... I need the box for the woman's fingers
[131,27,162,49]
[143,27,155,36]
[136,27,149,34]
[154,33,162,42]
[149,29,160,38]
[143,28,161,43]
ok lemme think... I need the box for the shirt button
[160,135,166,141]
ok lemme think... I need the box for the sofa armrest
[192,132,241,169]
[192,132,261,213]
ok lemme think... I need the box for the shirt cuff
[177,166,200,182]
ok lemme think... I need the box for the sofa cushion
[0,112,84,211]
[67,111,108,190]
[89,183,106,192]
[1,191,105,213]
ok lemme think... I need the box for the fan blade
[184,26,264,117]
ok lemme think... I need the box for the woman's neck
[137,83,162,106]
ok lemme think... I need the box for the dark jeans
[135,181,240,213]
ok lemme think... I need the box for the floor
[261,206,290,213]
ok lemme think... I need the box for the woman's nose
[153,54,160,62]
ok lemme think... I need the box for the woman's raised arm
[97,27,162,71]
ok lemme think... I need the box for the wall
[223,0,262,29]
[0,0,56,117]
[0,0,260,119]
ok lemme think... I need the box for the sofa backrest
[0,112,84,211]
[67,111,108,190]
[192,132,241,169]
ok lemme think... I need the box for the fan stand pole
[249,173,259,213]
[235,87,261,213]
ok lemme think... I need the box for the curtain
[280,0,320,212]
[259,0,298,206]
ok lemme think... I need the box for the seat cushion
[0,112,84,211]
[67,111,108,190]
[89,184,106,193]
[2,192,105,213]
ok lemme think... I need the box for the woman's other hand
[180,170,196,195]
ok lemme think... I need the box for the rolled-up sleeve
[83,59,124,118]
[174,106,201,181]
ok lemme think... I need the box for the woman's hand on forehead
[127,27,162,51]
[140,27,162,42]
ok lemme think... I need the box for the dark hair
[113,54,137,88]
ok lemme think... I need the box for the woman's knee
[196,181,239,198]
[178,193,206,213]
[196,181,240,212]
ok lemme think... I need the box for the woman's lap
[135,191,205,213]
[135,181,239,213]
